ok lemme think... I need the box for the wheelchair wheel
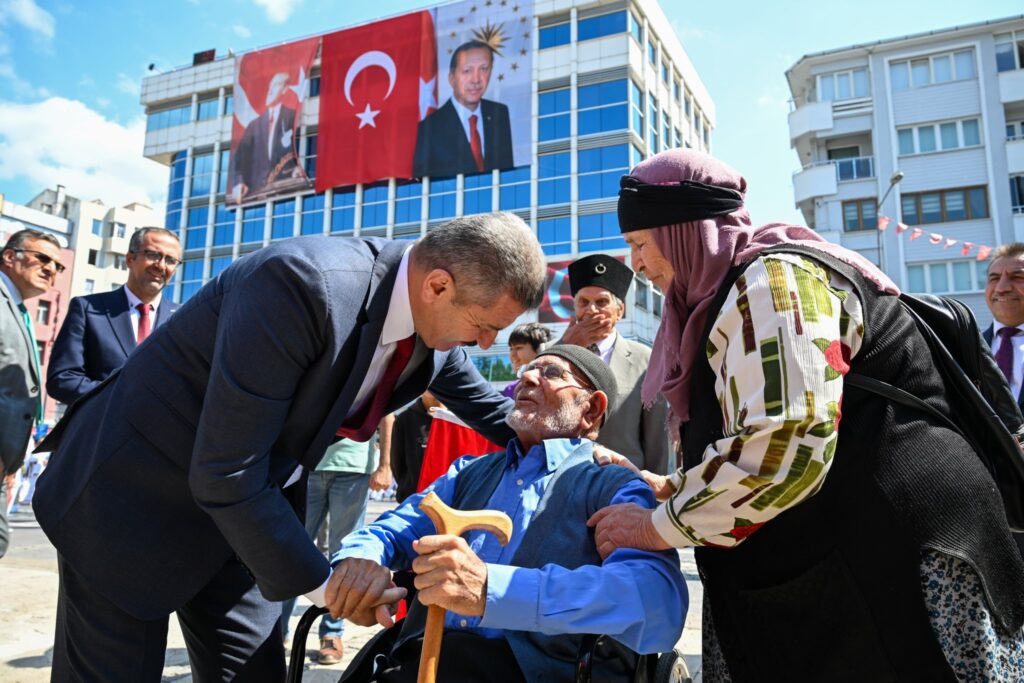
[652,649,692,683]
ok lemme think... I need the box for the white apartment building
[137,0,714,378]
[27,186,162,298]
[786,15,1024,326]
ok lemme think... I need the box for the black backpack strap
[843,373,964,441]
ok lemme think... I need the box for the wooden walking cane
[416,491,513,683]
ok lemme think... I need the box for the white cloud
[0,61,48,98]
[115,72,139,96]
[95,96,110,108]
[0,97,167,210]
[0,0,55,39]
[233,24,251,38]
[252,0,301,23]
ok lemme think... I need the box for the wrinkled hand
[592,445,641,474]
[587,503,672,559]
[640,471,676,502]
[561,314,615,347]
[368,465,393,492]
[324,558,407,627]
[411,534,488,617]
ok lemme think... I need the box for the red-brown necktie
[468,114,485,172]
[336,335,416,442]
[137,303,152,343]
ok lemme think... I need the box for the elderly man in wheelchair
[323,345,687,682]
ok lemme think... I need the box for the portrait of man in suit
[34,213,547,680]
[47,227,182,406]
[412,40,514,178]
[230,71,307,204]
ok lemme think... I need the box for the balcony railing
[803,156,875,183]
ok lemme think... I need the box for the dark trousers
[0,476,8,559]
[52,554,285,682]
[372,631,525,683]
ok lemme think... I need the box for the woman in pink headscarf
[588,149,1024,681]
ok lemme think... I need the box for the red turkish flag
[317,10,436,190]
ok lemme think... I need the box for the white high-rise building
[786,15,1024,326]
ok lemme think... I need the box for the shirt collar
[596,329,617,356]
[381,244,416,346]
[450,96,481,127]
[505,437,589,472]
[123,285,160,311]
[0,271,23,307]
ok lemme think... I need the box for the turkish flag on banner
[317,10,437,190]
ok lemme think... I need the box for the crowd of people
[1,148,1023,682]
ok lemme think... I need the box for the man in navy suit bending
[412,41,514,178]
[35,213,547,681]
[47,227,181,406]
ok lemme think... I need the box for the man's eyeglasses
[134,250,182,268]
[11,248,66,274]
[520,361,590,389]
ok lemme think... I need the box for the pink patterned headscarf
[630,149,899,422]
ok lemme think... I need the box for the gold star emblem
[470,5,477,11]
[497,73,505,81]
[520,48,527,56]
[510,62,518,71]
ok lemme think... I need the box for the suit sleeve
[641,391,672,475]
[427,347,515,446]
[46,296,99,405]
[187,255,331,600]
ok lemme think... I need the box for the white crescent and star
[344,50,397,129]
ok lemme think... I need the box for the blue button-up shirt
[335,438,687,654]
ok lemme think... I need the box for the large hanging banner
[538,255,629,323]
[316,0,533,189]
[227,37,319,207]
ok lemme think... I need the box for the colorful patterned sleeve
[651,254,865,548]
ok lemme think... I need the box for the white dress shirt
[123,286,162,342]
[992,320,1024,400]
[595,331,616,365]
[450,97,485,156]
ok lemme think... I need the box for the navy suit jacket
[47,287,179,405]
[983,323,1024,410]
[411,98,514,178]
[34,237,515,620]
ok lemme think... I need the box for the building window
[537,217,571,256]
[816,68,869,102]
[241,205,265,243]
[539,22,570,49]
[394,181,422,224]
[186,206,208,250]
[672,76,681,104]
[271,199,295,240]
[113,254,127,270]
[304,134,317,179]
[537,152,570,206]
[673,126,682,149]
[300,193,325,235]
[112,222,126,238]
[906,260,985,294]
[84,278,95,294]
[629,81,644,137]
[1010,175,1024,213]
[579,144,633,201]
[647,39,657,67]
[87,249,98,265]
[663,115,671,153]
[684,90,693,121]
[577,10,626,42]
[190,152,215,198]
[897,118,982,155]
[579,212,626,252]
[578,79,628,136]
[1008,121,1024,141]
[842,199,877,231]
[652,290,663,318]
[464,172,492,215]
[827,146,873,181]
[146,104,191,132]
[91,219,102,236]
[538,88,570,141]
[996,31,1024,72]
[890,49,975,91]
[309,76,321,98]
[222,95,234,117]
[661,60,669,85]
[901,186,988,225]
[196,97,218,121]
[427,177,456,220]
[628,10,643,45]
[648,94,659,152]
[331,187,356,234]
[213,204,235,245]
[211,256,232,278]
[362,182,389,227]
[499,166,530,210]
[179,260,203,302]
[35,300,51,325]
[166,151,187,231]
[217,149,230,194]
[634,277,649,311]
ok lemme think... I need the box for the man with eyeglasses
[0,229,63,558]
[47,227,181,406]
[328,345,686,682]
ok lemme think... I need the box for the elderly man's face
[506,355,597,444]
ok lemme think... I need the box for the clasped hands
[324,535,488,628]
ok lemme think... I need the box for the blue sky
[0,0,1021,224]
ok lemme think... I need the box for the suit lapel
[105,289,136,355]
[985,324,1024,410]
[154,300,178,329]
[0,278,37,383]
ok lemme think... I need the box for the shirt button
[459,619,468,627]
[516,479,524,486]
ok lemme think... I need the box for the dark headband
[617,175,744,233]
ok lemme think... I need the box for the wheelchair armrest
[287,605,330,683]
[575,634,657,683]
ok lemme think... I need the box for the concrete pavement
[0,501,702,681]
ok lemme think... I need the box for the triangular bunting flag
[928,233,943,245]
[961,242,974,256]
[895,222,909,234]
[877,216,891,232]
[909,228,924,241]
[944,239,957,249]
[977,245,993,261]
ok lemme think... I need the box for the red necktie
[996,326,1021,384]
[468,114,485,172]
[336,335,416,442]
[137,303,152,343]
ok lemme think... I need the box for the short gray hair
[3,229,60,254]
[992,243,1024,263]
[412,212,547,309]
[129,227,180,254]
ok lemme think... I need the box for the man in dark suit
[35,212,547,681]
[230,71,303,203]
[0,229,63,558]
[412,40,514,178]
[47,227,181,405]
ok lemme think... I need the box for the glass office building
[140,0,715,371]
